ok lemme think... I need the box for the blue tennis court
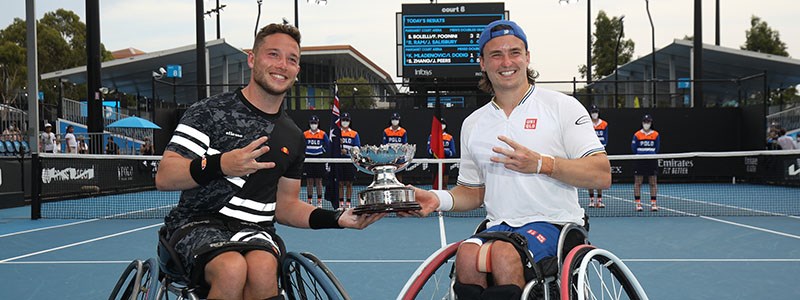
[2,189,800,299]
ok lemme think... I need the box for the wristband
[539,154,555,176]
[431,190,454,212]
[189,154,224,186]
[309,208,344,229]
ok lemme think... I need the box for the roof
[301,45,395,84]
[593,39,800,97]
[41,41,397,104]
[110,47,146,59]
[42,39,249,104]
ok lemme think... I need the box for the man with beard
[156,23,384,300]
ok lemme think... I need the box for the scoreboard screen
[397,3,505,78]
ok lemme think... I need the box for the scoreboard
[397,3,505,78]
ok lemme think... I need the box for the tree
[578,11,635,81]
[741,15,789,57]
[336,77,375,109]
[0,9,113,108]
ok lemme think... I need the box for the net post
[30,153,41,220]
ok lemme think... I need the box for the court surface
[2,203,800,299]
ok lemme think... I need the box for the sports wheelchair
[109,226,351,300]
[397,220,648,300]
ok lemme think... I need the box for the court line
[3,258,799,265]
[658,193,800,220]
[606,195,800,240]
[0,223,162,263]
[0,219,100,238]
[0,204,174,238]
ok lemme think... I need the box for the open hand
[221,137,276,176]
[490,135,542,174]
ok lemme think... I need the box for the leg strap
[476,240,495,273]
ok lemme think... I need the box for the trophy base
[353,202,422,215]
[353,187,419,215]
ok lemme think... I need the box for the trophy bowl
[349,144,420,215]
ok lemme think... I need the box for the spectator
[303,115,328,207]
[77,136,89,154]
[39,123,56,153]
[382,112,407,182]
[64,125,77,153]
[588,105,608,208]
[105,136,120,154]
[338,112,360,210]
[776,128,797,150]
[141,137,155,155]
[766,129,781,150]
[631,114,660,212]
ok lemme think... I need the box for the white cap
[44,123,52,127]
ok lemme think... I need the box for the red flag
[430,95,445,189]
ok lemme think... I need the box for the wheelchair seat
[157,226,210,298]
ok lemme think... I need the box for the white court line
[0,223,162,263]
[3,258,799,265]
[0,204,174,238]
[0,219,100,238]
[606,195,800,240]
[658,193,800,220]
[622,258,800,262]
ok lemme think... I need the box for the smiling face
[248,33,301,96]
[479,35,530,94]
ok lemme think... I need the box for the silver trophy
[349,144,420,214]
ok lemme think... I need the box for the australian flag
[324,84,342,208]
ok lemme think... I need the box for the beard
[252,68,294,96]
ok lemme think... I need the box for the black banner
[40,156,160,200]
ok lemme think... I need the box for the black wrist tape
[189,154,224,186]
[309,208,344,229]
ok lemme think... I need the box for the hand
[337,209,386,229]
[396,186,439,218]
[220,137,276,177]
[490,135,542,174]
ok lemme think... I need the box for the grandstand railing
[768,106,800,132]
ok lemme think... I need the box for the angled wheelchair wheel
[397,241,461,300]
[560,245,648,300]
[109,258,160,300]
[281,252,351,300]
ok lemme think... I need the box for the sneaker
[651,203,659,211]
[635,205,643,212]
[589,200,596,208]
[595,201,605,208]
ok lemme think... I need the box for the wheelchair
[109,226,351,300]
[397,220,648,300]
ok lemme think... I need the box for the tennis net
[32,150,800,219]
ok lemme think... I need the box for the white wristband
[431,190,454,212]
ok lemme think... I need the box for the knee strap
[476,240,495,273]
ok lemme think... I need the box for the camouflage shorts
[172,222,283,279]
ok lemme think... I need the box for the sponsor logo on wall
[117,165,134,181]
[41,167,95,184]
[788,158,800,178]
[659,158,694,175]
[744,157,758,173]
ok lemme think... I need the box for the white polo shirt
[458,85,605,227]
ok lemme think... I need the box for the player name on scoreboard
[403,15,499,66]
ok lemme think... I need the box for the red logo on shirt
[525,118,538,129]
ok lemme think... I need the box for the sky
[3,0,799,91]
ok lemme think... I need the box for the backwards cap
[477,20,528,56]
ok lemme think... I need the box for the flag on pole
[430,86,445,189]
[324,84,342,208]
